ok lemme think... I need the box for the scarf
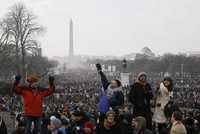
[106,84,122,99]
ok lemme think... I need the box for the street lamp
[122,59,127,73]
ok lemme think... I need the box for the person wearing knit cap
[13,74,55,134]
[50,116,57,121]
[131,116,153,134]
[59,118,71,134]
[50,117,62,134]
[129,72,153,130]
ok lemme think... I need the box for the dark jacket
[98,71,124,109]
[132,116,153,134]
[132,129,153,134]
[72,118,88,134]
[129,82,153,130]
[96,123,121,134]
[129,83,153,112]
[12,128,24,134]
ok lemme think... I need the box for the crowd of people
[173,77,200,109]
[0,65,200,134]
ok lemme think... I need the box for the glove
[96,63,102,72]
[15,75,21,83]
[49,76,55,86]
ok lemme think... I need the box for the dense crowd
[0,68,200,134]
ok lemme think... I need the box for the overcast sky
[0,0,200,57]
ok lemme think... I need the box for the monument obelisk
[69,19,74,60]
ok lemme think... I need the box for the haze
[0,0,200,57]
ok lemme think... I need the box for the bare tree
[2,3,45,81]
[0,20,11,53]
[0,19,15,79]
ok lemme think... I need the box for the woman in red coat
[13,74,55,134]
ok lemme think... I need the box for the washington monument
[69,19,74,58]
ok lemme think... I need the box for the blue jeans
[25,116,41,134]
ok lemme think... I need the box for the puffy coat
[129,72,153,130]
[14,83,55,117]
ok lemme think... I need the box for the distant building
[141,47,155,57]
[187,51,200,57]
[123,53,137,60]
[135,47,155,60]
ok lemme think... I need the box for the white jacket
[153,83,172,123]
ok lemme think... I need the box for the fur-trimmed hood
[106,84,122,99]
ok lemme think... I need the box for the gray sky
[0,0,200,57]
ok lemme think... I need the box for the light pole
[181,64,184,83]
[122,58,127,73]
[121,58,129,104]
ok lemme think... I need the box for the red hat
[84,122,94,130]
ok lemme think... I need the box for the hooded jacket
[129,72,153,130]
[129,72,153,111]
[133,116,152,134]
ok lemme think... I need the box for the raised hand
[96,63,102,72]
[15,75,21,83]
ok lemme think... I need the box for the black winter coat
[129,82,153,130]
[129,82,153,113]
